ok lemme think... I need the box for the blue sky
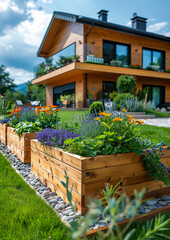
[0,0,169,84]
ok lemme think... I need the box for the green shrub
[109,91,117,101]
[117,75,137,94]
[113,93,134,110]
[89,101,104,114]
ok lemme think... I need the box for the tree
[34,58,53,77]
[116,75,137,94]
[26,81,46,106]
[4,90,27,103]
[0,65,16,95]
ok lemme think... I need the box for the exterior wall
[47,21,84,61]
[84,25,170,70]
[86,73,170,103]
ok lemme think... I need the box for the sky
[0,0,170,85]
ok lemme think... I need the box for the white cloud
[17,9,52,47]
[0,0,10,11]
[148,18,156,22]
[147,22,168,32]
[7,67,33,84]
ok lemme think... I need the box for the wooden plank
[0,123,7,145]
[31,140,85,171]
[31,162,83,209]
[7,127,36,163]
[31,148,83,194]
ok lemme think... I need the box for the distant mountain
[15,82,27,94]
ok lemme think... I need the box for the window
[103,40,130,66]
[142,48,165,70]
[52,43,76,65]
[53,82,75,107]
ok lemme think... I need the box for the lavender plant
[145,100,156,110]
[36,128,80,147]
[0,118,10,124]
[120,97,142,112]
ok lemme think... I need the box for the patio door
[143,85,165,107]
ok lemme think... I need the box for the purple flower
[36,128,80,147]
[0,118,10,124]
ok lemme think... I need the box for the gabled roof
[37,11,170,57]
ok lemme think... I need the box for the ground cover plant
[0,153,70,240]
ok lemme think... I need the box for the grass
[0,153,70,240]
[140,124,170,146]
[146,109,170,118]
[58,110,86,122]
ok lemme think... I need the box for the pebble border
[0,141,170,230]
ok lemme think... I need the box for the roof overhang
[32,62,170,85]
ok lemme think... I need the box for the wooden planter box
[31,140,170,214]
[0,123,7,145]
[7,127,36,163]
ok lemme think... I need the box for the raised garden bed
[7,127,36,163]
[0,123,7,145]
[31,139,170,214]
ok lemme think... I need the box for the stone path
[0,141,170,231]
[143,118,170,127]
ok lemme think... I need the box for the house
[32,10,170,108]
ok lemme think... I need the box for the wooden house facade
[32,11,170,108]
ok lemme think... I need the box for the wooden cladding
[31,140,170,214]
[84,25,170,69]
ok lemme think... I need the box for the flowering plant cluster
[35,105,60,128]
[143,142,170,185]
[7,105,60,136]
[0,118,10,124]
[36,128,80,147]
[65,109,148,157]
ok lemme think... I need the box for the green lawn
[140,124,170,146]
[58,110,86,122]
[146,110,170,118]
[0,153,70,240]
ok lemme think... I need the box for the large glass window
[142,48,165,70]
[53,82,75,107]
[103,40,130,66]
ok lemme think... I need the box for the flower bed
[31,139,170,214]
[0,123,8,145]
[7,127,36,163]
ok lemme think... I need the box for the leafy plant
[113,93,134,110]
[109,91,118,101]
[61,170,77,213]
[117,75,137,94]
[14,121,41,137]
[89,101,104,114]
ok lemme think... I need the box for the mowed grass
[0,153,70,240]
[140,124,170,146]
[58,110,86,122]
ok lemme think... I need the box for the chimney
[97,10,109,22]
[131,13,148,31]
